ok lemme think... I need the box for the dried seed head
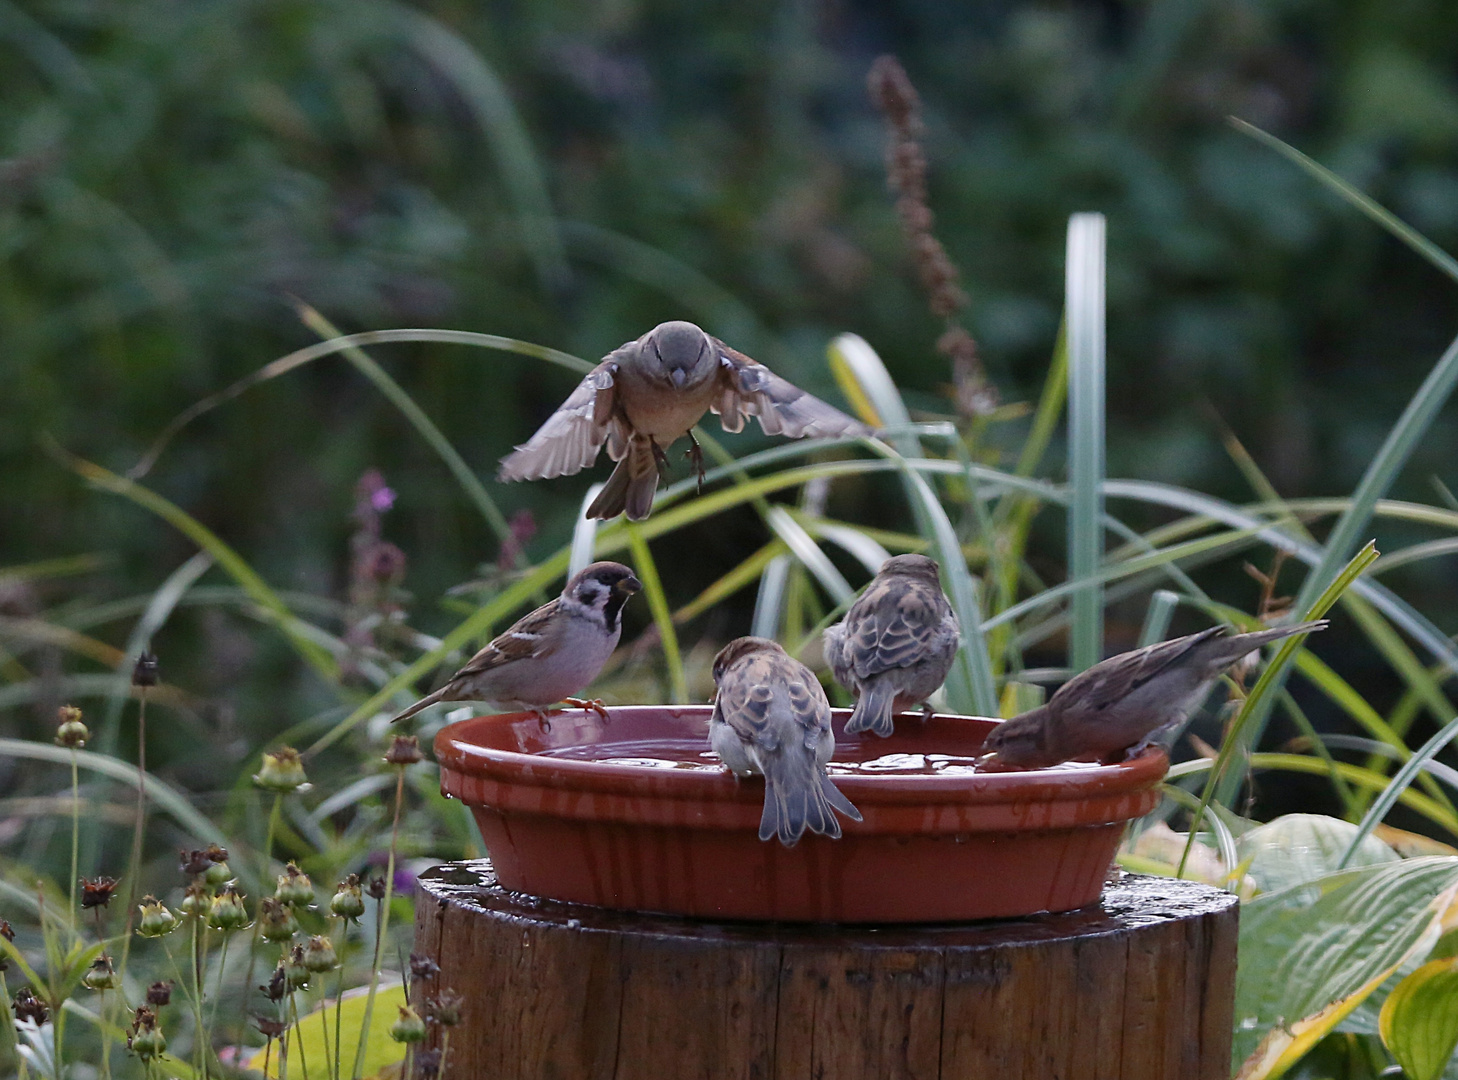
[254,1014,289,1038]
[253,746,308,793]
[258,897,298,943]
[389,1004,426,1044]
[275,862,314,907]
[284,944,311,990]
[426,990,463,1027]
[366,875,388,900]
[409,953,441,981]
[206,885,250,932]
[146,981,172,1007]
[55,705,89,749]
[13,987,49,1025]
[302,935,338,973]
[126,1004,165,1059]
[83,954,117,991]
[80,876,118,910]
[137,896,178,938]
[384,734,423,766]
[260,965,288,1002]
[131,651,159,688]
[179,882,210,918]
[330,875,366,922]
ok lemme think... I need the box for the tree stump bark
[412,860,1237,1080]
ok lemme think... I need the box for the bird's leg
[650,439,670,475]
[683,433,705,494]
[532,708,553,734]
[563,697,611,721]
[919,701,935,724]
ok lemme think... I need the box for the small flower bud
[83,955,117,991]
[254,1015,289,1039]
[302,935,338,973]
[146,981,172,1007]
[55,705,89,749]
[409,953,440,981]
[206,886,249,932]
[253,746,308,793]
[131,651,159,688]
[330,875,365,922]
[384,734,422,766]
[366,875,387,900]
[389,1004,426,1044]
[257,898,298,944]
[179,882,209,918]
[275,862,314,907]
[284,945,311,990]
[137,896,178,938]
[80,876,118,909]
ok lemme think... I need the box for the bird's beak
[618,575,643,595]
[670,367,686,388]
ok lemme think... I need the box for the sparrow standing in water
[709,637,863,847]
[390,562,641,725]
[979,620,1329,769]
[498,321,870,521]
[823,553,961,737]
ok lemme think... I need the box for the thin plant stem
[290,989,311,1080]
[319,986,332,1076]
[439,1028,451,1078]
[190,918,208,1080]
[332,921,347,1080]
[68,752,79,926]
[92,906,113,1080]
[352,768,405,1080]
[240,792,283,1021]
[208,934,232,1034]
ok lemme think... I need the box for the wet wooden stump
[412,860,1237,1080]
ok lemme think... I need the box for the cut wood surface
[412,860,1237,1079]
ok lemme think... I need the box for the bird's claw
[531,709,553,734]
[564,697,611,721]
[684,436,705,494]
[650,440,670,475]
[919,702,935,723]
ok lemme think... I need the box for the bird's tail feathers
[390,686,447,725]
[587,440,659,521]
[758,767,861,847]
[844,680,897,737]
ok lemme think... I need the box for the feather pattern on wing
[711,341,870,440]
[497,361,621,481]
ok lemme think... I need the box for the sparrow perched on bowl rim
[823,553,961,737]
[978,619,1329,770]
[498,320,870,521]
[390,562,642,726]
[709,636,863,847]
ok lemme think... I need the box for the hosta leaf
[1380,957,1458,1080]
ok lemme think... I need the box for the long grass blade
[1066,212,1107,672]
[569,484,606,577]
[1138,590,1181,647]
[624,524,688,704]
[751,557,792,641]
[1179,542,1379,874]
[297,303,513,542]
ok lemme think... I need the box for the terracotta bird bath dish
[435,704,1165,923]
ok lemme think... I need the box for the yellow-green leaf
[1380,957,1458,1080]
[244,982,406,1079]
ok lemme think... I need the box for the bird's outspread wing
[497,359,623,481]
[710,341,870,440]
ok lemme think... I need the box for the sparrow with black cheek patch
[390,562,642,725]
[498,321,871,521]
[823,553,960,737]
[709,637,863,848]
[979,620,1329,769]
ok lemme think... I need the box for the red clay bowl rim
[435,705,1168,807]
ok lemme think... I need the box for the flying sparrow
[390,562,642,725]
[823,553,961,737]
[498,320,870,521]
[709,636,863,847]
[979,619,1329,769]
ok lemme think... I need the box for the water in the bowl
[535,739,1103,774]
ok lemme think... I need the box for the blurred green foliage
[5,0,1458,738]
